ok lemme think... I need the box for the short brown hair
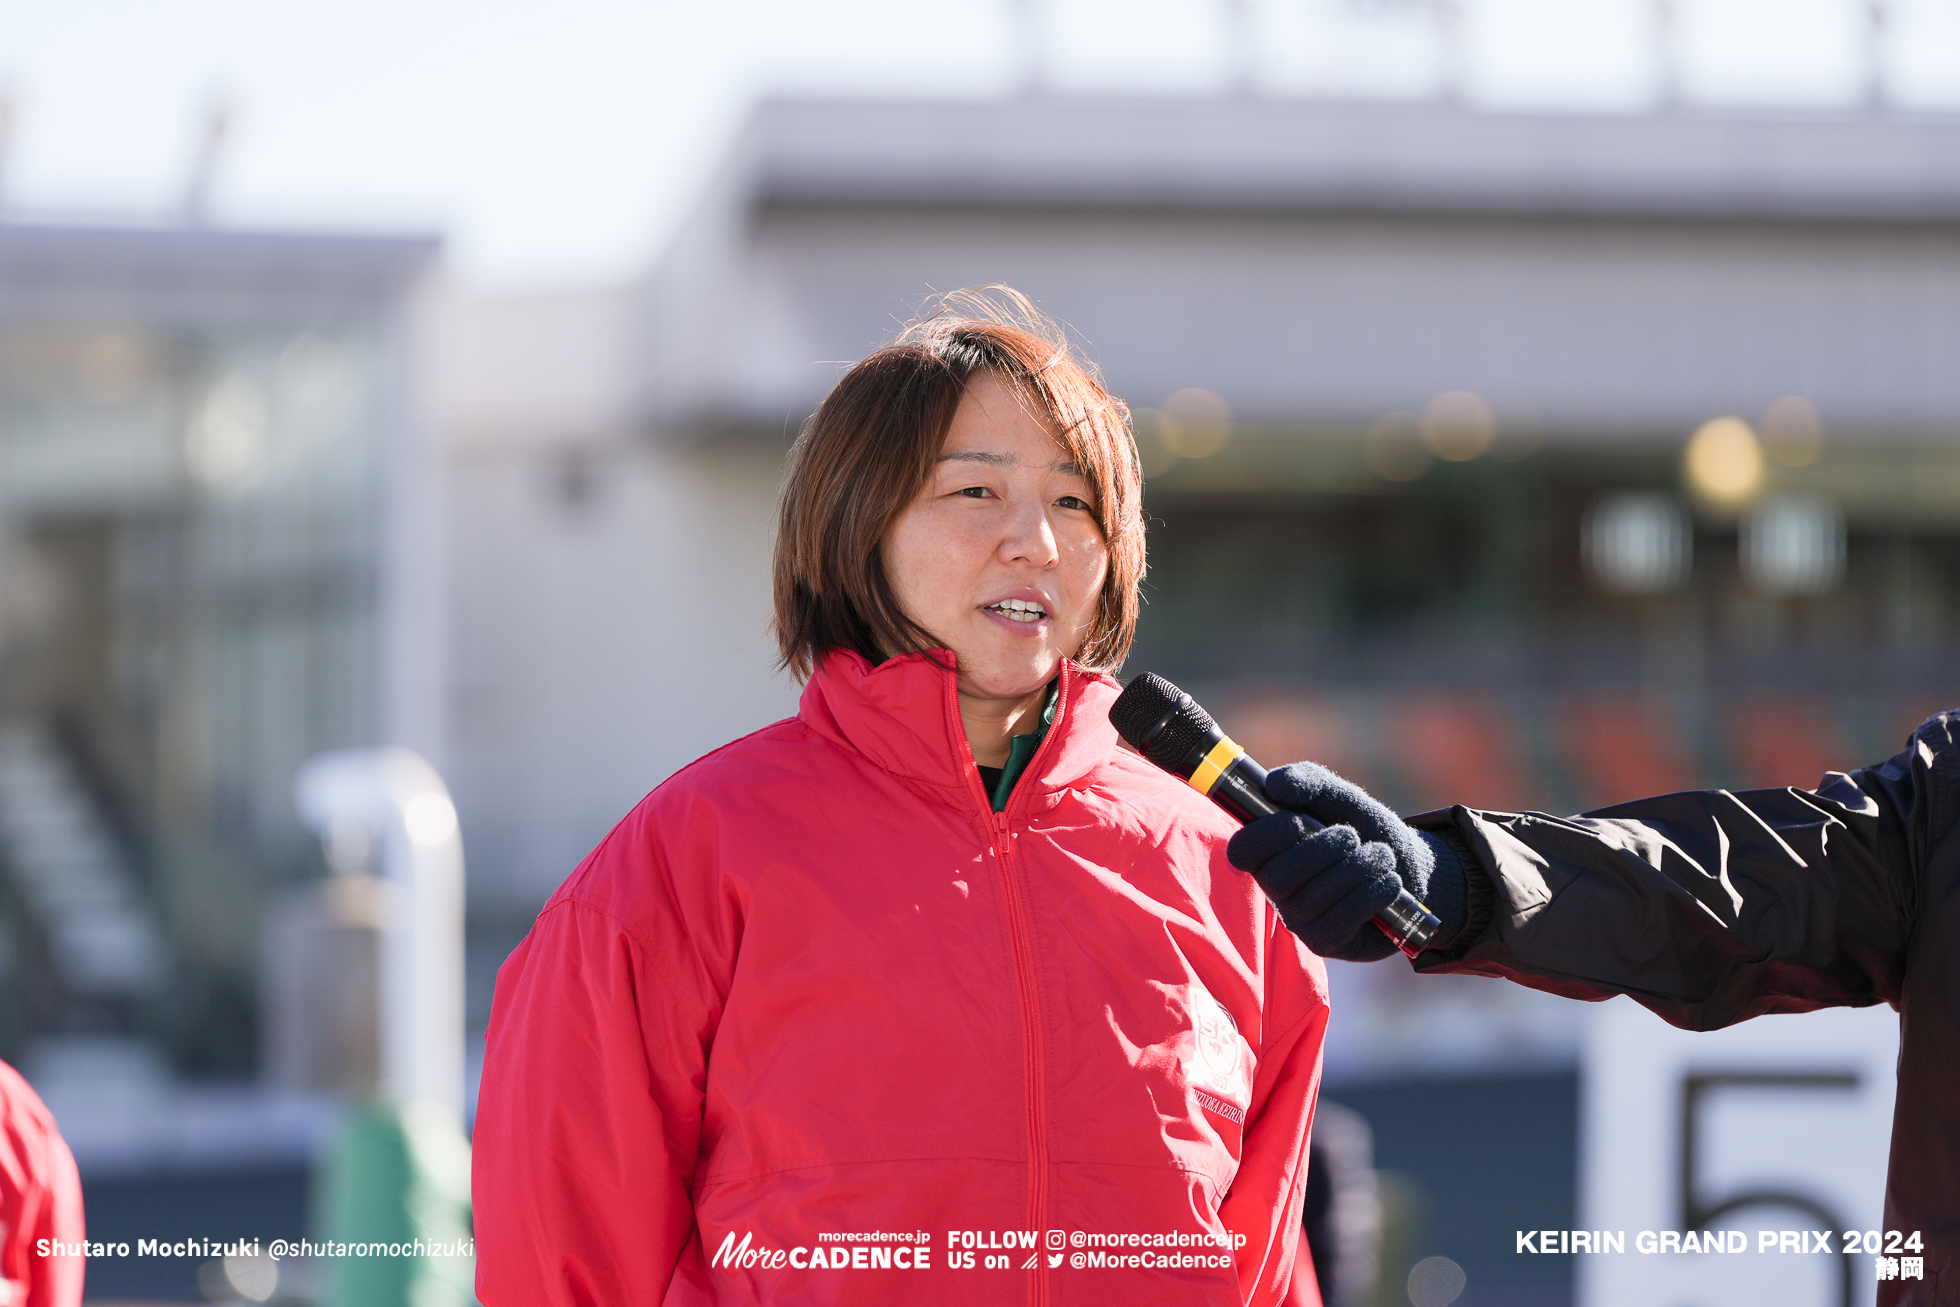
[773,286,1144,681]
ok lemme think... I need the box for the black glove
[1226,762,1465,962]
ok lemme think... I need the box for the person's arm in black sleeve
[1231,711,1958,1030]
[1404,710,1960,1031]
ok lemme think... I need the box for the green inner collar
[987,682,1060,813]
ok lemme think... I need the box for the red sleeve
[1219,922,1328,1307]
[1285,1252,1327,1307]
[472,864,726,1305]
[1,1060,86,1307]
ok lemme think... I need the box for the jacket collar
[798,649,1120,808]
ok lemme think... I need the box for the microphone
[1109,672,1441,958]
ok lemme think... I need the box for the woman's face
[883,371,1110,704]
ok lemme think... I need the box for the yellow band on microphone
[1188,736,1243,797]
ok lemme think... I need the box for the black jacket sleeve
[1405,710,1960,1033]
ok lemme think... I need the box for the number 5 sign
[1579,998,1898,1307]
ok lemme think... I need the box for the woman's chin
[954,654,1061,704]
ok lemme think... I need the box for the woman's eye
[956,485,993,499]
[1055,495,1092,511]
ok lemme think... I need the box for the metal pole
[1011,0,1044,96]
[1224,0,1257,96]
[1863,0,1889,112]
[1433,0,1466,106]
[1652,0,1681,112]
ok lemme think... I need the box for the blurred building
[0,221,436,1202]
[446,92,1960,923]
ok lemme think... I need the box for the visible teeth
[989,598,1047,622]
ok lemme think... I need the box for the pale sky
[2,0,1958,288]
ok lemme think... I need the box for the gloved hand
[1226,762,1463,962]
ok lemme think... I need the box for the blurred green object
[317,1099,475,1307]
[1370,1170,1423,1307]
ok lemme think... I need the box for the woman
[472,288,1330,1306]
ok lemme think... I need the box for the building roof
[637,96,1960,439]
[0,221,441,326]
[745,97,1960,225]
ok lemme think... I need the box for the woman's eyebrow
[936,449,1086,477]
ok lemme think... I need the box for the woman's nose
[999,500,1059,567]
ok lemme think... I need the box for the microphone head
[1110,672,1220,776]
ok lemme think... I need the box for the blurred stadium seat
[1559,695,1697,811]
[1389,694,1540,814]
[1226,692,1380,796]
[1726,696,1851,791]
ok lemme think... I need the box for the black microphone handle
[1203,752,1289,825]
[1206,752,1441,958]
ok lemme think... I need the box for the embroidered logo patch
[1187,987,1250,1118]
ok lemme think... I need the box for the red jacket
[1,1059,85,1307]
[474,651,1329,1306]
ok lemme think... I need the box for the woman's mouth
[984,598,1048,624]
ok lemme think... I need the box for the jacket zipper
[984,664,1069,1307]
[993,809,1050,1307]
